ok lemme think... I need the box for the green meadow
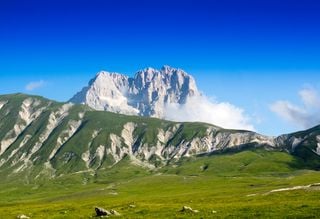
[0,149,319,218]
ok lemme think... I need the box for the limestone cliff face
[70,66,200,118]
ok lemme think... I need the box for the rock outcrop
[70,66,200,118]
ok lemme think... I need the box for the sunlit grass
[0,149,319,218]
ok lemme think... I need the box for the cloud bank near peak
[164,95,255,131]
[25,80,46,91]
[270,87,320,129]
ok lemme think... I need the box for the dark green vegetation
[0,94,319,218]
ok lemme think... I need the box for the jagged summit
[70,66,200,118]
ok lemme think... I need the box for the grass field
[0,149,319,218]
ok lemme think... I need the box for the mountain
[1,93,320,219]
[275,126,320,168]
[70,66,200,118]
[0,94,319,181]
[0,94,277,178]
[0,94,318,219]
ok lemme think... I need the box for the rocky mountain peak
[70,66,200,118]
[92,71,129,87]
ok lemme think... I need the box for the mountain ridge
[0,94,275,178]
[0,93,319,181]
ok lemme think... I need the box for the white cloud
[25,80,46,91]
[270,87,320,129]
[164,95,255,131]
[299,88,320,108]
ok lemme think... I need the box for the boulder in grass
[110,209,121,216]
[17,215,30,219]
[180,206,199,213]
[95,207,111,217]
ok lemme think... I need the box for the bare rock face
[70,66,200,118]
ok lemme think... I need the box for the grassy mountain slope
[0,94,319,218]
[0,149,319,218]
[0,93,277,182]
[276,126,320,169]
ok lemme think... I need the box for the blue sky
[1,0,320,135]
